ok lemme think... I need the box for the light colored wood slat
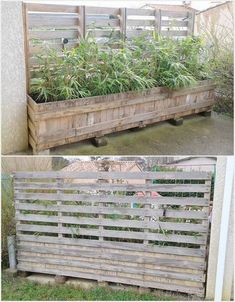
[85,7,119,15]
[161,20,188,27]
[28,15,79,28]
[29,29,79,40]
[126,20,155,27]
[16,214,208,233]
[161,30,188,37]
[126,8,155,16]
[17,255,204,282]
[86,30,121,38]
[28,91,167,118]
[16,203,208,219]
[161,11,189,18]
[14,182,210,193]
[17,234,206,257]
[27,80,213,113]
[17,245,206,269]
[14,192,209,206]
[26,3,78,13]
[16,224,207,244]
[16,264,204,296]
[126,30,153,38]
[29,42,78,55]
[14,171,211,180]
[86,18,120,27]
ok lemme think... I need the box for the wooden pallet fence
[27,80,215,153]
[24,3,195,70]
[14,170,212,297]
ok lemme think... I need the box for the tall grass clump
[30,33,209,103]
[1,174,15,268]
[198,7,234,117]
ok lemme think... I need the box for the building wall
[1,157,52,174]
[168,157,216,172]
[195,1,233,46]
[1,1,28,154]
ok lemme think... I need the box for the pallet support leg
[169,117,184,126]
[55,275,67,284]
[91,137,108,147]
[18,271,31,278]
[200,110,212,117]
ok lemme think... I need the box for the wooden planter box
[28,80,215,154]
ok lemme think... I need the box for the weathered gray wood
[26,3,78,13]
[17,255,205,282]
[126,8,155,16]
[15,203,208,219]
[14,171,211,180]
[13,192,210,206]
[28,15,79,28]
[17,234,206,256]
[16,224,207,244]
[17,245,205,269]
[16,214,208,232]
[14,182,210,193]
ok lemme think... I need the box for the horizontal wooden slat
[26,3,78,13]
[29,29,79,40]
[14,182,210,193]
[17,244,206,269]
[161,30,188,37]
[29,42,78,55]
[17,234,206,257]
[14,171,211,180]
[86,18,120,27]
[161,20,188,27]
[16,264,204,296]
[16,203,208,219]
[17,254,205,282]
[86,7,119,15]
[16,214,208,233]
[16,224,206,244]
[126,20,155,27]
[126,8,155,16]
[28,14,79,28]
[161,11,189,18]
[14,192,209,206]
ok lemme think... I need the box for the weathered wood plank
[86,18,120,27]
[14,171,210,180]
[17,234,206,257]
[126,8,155,16]
[14,182,210,192]
[14,192,209,206]
[29,15,79,28]
[161,30,188,37]
[29,29,79,40]
[17,245,206,269]
[26,3,78,13]
[16,214,208,233]
[16,224,207,244]
[86,7,119,15]
[17,255,205,282]
[161,11,189,18]
[15,203,208,219]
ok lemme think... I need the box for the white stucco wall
[1,1,28,154]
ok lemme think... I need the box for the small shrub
[30,34,208,103]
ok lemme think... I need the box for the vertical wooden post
[187,11,195,36]
[79,6,86,38]
[22,2,30,93]
[57,178,63,238]
[144,179,151,245]
[120,8,127,40]
[155,9,161,35]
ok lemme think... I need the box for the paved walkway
[50,113,233,155]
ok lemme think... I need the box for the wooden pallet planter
[27,80,215,153]
[14,170,212,298]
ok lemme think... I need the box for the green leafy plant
[30,34,208,103]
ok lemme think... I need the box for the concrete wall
[1,1,28,154]
[195,1,233,47]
